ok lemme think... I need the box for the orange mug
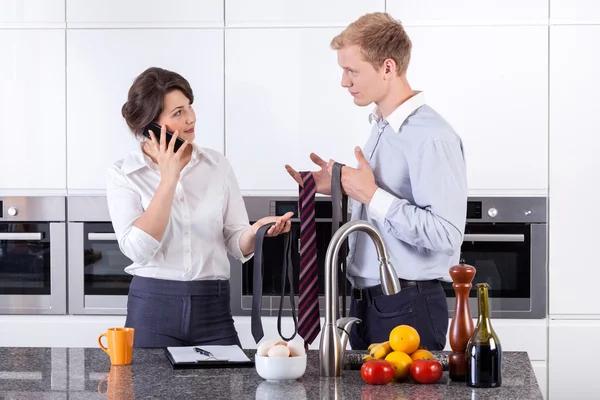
[98,327,134,365]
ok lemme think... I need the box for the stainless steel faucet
[319,219,402,377]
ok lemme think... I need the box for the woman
[107,67,292,348]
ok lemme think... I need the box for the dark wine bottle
[465,283,502,388]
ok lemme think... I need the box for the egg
[267,344,290,358]
[286,339,306,357]
[256,339,279,356]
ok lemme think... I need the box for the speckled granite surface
[0,347,542,399]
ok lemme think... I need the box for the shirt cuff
[368,188,396,223]
[236,227,255,264]
[129,225,160,248]
[123,226,162,265]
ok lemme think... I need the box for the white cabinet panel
[0,30,66,191]
[235,316,325,350]
[531,361,547,400]
[0,0,64,23]
[442,319,547,361]
[551,0,600,21]
[226,28,372,193]
[226,0,384,26]
[0,316,126,347]
[549,26,600,316]
[67,29,224,191]
[386,0,548,24]
[406,26,548,191]
[549,320,600,399]
[66,0,222,25]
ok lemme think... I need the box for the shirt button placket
[178,185,192,276]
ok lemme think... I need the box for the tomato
[409,359,443,384]
[360,360,395,385]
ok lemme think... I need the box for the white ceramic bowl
[254,354,307,381]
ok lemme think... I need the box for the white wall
[3,1,600,399]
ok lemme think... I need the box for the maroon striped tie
[297,171,320,346]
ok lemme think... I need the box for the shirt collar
[368,91,426,133]
[121,142,216,175]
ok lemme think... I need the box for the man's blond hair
[330,12,412,75]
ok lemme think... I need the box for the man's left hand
[328,146,378,205]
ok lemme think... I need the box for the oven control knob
[7,206,18,216]
[487,208,498,218]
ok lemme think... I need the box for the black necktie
[251,223,297,343]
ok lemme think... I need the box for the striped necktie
[297,172,320,346]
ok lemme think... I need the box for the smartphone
[143,122,185,152]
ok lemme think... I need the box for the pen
[194,347,213,357]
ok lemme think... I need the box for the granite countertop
[0,347,543,399]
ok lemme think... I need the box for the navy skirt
[125,276,241,348]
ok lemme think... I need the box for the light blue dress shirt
[347,91,468,288]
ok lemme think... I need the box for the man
[285,12,467,351]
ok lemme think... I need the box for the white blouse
[106,144,253,281]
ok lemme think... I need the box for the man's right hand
[285,153,332,195]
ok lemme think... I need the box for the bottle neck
[477,285,492,330]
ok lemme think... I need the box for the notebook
[164,345,254,369]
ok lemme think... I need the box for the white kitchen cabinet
[442,319,547,361]
[0,0,64,23]
[225,0,384,27]
[387,0,547,24]
[234,316,325,350]
[406,25,548,192]
[531,361,548,400]
[0,315,126,347]
[67,29,224,192]
[226,26,548,194]
[66,0,222,26]
[225,28,372,193]
[551,0,600,22]
[549,26,600,316]
[0,30,66,191]
[549,320,600,399]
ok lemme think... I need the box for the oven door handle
[88,233,117,241]
[289,218,333,223]
[463,234,525,242]
[0,232,44,241]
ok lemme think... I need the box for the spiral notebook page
[166,345,251,363]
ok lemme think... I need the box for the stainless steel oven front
[68,196,131,315]
[229,196,547,319]
[229,196,352,318]
[0,196,66,314]
[448,196,547,319]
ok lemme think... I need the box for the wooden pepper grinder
[448,260,476,381]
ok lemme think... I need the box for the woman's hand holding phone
[142,124,190,182]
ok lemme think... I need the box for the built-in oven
[0,196,66,314]
[447,196,547,319]
[230,196,547,319]
[229,196,352,318]
[68,196,131,315]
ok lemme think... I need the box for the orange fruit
[409,349,435,361]
[389,325,420,354]
[384,351,413,381]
